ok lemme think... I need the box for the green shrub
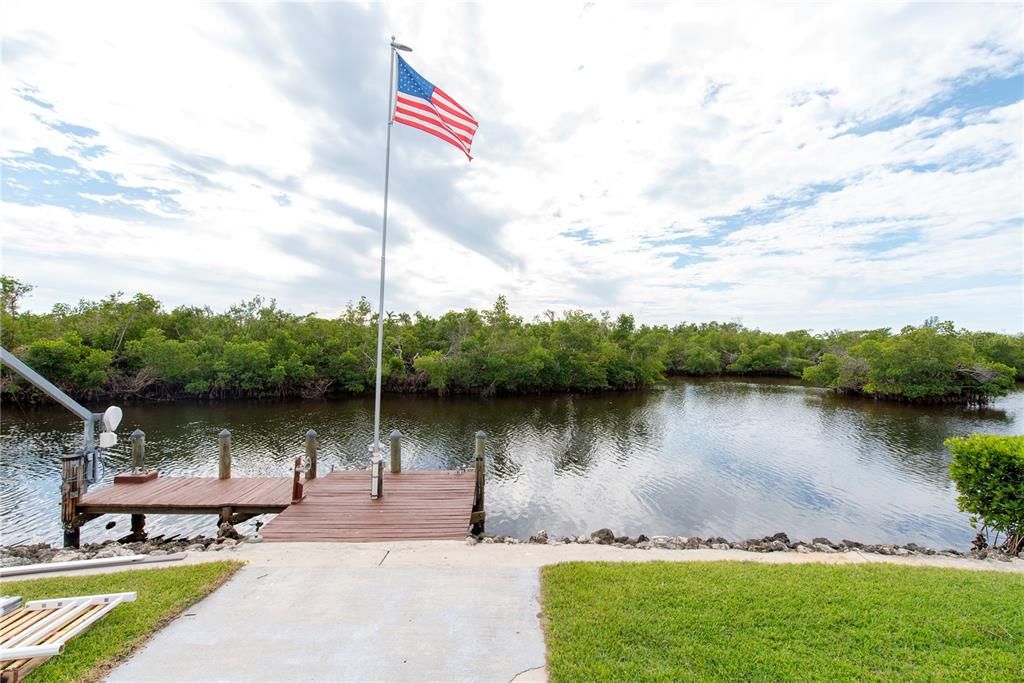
[803,324,1015,403]
[24,332,112,393]
[946,434,1024,555]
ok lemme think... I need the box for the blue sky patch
[669,252,712,269]
[840,71,1024,137]
[2,147,184,220]
[562,227,610,246]
[74,144,109,159]
[50,121,99,137]
[646,233,718,248]
[18,92,54,110]
[704,182,846,231]
[853,229,921,255]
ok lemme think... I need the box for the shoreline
[2,540,1021,582]
[2,528,1018,570]
[4,375,1019,408]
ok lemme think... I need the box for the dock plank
[76,470,477,543]
[262,470,475,543]
[78,477,294,513]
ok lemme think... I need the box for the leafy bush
[947,434,1024,555]
[857,324,1012,401]
[24,332,112,394]
[966,331,1024,380]
[804,322,1015,404]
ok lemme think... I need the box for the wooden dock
[61,428,487,547]
[76,470,477,543]
[262,471,476,542]
[78,478,294,516]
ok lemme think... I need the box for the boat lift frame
[0,347,104,484]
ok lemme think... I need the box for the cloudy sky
[2,1,1022,331]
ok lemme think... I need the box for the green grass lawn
[541,561,1024,682]
[1,560,241,682]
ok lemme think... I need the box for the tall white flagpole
[373,37,410,462]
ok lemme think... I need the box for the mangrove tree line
[1,276,1019,405]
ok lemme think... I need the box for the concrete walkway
[108,562,546,683]
[101,541,1022,682]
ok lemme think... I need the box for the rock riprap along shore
[467,529,1020,562]
[3,529,1018,567]
[0,535,241,567]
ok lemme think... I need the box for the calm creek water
[1,378,1021,548]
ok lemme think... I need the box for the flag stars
[396,56,437,100]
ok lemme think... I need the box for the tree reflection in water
[1,379,1020,547]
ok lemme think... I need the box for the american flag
[394,55,478,160]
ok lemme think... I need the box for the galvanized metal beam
[0,346,93,421]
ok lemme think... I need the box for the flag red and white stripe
[393,55,478,160]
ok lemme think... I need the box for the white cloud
[1,1,1021,331]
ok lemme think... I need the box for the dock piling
[218,429,231,480]
[390,430,402,473]
[471,431,486,535]
[130,429,145,472]
[61,453,83,548]
[217,506,236,539]
[370,447,384,499]
[128,429,148,540]
[292,456,305,503]
[305,429,318,480]
[129,512,147,541]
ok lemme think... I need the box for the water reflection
[810,391,1014,488]
[1,379,1020,548]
